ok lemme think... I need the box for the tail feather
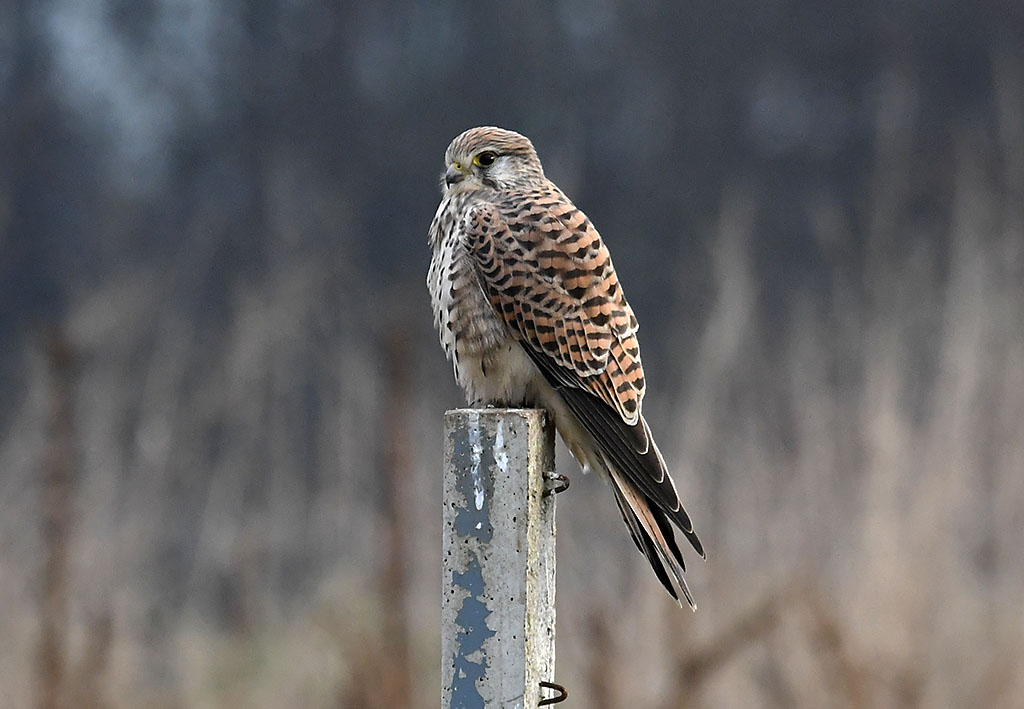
[559,386,698,540]
[610,480,679,603]
[607,463,696,609]
[523,347,704,603]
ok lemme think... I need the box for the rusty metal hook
[539,680,568,705]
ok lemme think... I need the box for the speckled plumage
[428,126,704,606]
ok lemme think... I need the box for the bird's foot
[542,471,570,497]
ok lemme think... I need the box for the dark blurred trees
[1,0,1016,363]
[1,0,1015,344]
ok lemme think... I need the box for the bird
[427,126,704,607]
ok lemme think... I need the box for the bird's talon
[543,471,570,497]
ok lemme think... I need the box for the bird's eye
[473,151,498,168]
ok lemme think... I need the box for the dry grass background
[2,27,1024,709]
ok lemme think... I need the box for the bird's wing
[462,189,704,567]
[464,189,642,419]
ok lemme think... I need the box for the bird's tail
[547,382,704,606]
[605,456,697,609]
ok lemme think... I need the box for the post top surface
[445,407,547,422]
[446,407,545,413]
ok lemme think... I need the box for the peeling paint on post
[442,409,556,709]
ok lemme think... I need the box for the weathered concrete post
[442,409,557,708]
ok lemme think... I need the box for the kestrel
[428,126,704,607]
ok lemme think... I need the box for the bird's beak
[445,163,467,187]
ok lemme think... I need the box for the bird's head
[441,126,545,193]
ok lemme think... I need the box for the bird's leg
[542,471,570,497]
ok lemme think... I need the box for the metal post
[442,409,557,708]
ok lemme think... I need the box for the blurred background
[2,1,1024,707]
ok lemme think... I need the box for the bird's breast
[428,204,539,405]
